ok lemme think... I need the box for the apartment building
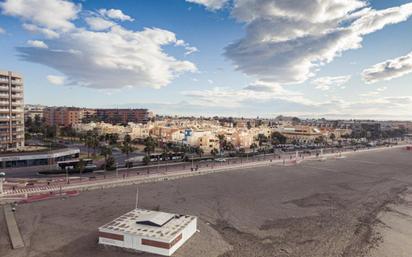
[0,70,24,150]
[96,109,152,124]
[24,104,45,121]
[43,107,82,127]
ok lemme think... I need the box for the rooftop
[99,209,196,242]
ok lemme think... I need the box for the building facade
[24,104,45,121]
[96,109,152,124]
[43,107,97,127]
[0,70,24,150]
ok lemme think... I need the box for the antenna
[135,186,139,209]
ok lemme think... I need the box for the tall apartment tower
[0,70,24,150]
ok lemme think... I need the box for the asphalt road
[1,147,412,257]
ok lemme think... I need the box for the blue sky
[1,0,412,120]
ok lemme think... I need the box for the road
[2,144,398,179]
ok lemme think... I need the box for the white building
[98,209,197,256]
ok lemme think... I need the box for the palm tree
[271,131,287,145]
[84,131,94,157]
[100,145,112,169]
[91,132,99,156]
[121,134,134,159]
[144,136,156,155]
[195,147,204,158]
[211,148,219,158]
[257,134,268,147]
[217,134,226,150]
[250,143,258,153]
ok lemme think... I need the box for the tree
[217,134,226,150]
[100,145,112,162]
[25,116,33,132]
[271,132,287,145]
[121,134,134,159]
[211,148,219,158]
[224,142,235,151]
[85,130,99,157]
[75,159,85,175]
[105,156,116,170]
[144,136,156,155]
[314,136,325,145]
[257,134,268,147]
[329,133,336,142]
[143,155,150,165]
[195,147,204,157]
[250,143,258,153]
[108,133,119,145]
[246,121,252,130]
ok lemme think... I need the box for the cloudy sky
[1,0,412,120]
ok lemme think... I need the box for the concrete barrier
[3,205,24,249]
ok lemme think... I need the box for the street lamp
[0,171,6,195]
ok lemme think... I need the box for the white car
[0,172,5,177]
[215,158,227,162]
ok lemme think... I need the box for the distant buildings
[42,107,152,127]
[0,70,24,150]
[24,104,45,121]
[96,108,153,125]
[43,107,96,127]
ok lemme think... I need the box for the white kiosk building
[98,209,197,256]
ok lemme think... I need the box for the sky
[1,0,412,120]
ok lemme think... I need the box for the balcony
[11,87,23,92]
[11,80,23,85]
[11,101,23,106]
[11,109,23,113]
[0,86,9,91]
[11,94,23,99]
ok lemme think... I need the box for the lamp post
[0,173,5,195]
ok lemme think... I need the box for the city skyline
[1,0,412,120]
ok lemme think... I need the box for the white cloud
[22,23,60,39]
[184,46,198,55]
[4,1,197,90]
[224,1,412,85]
[311,75,351,91]
[1,0,80,32]
[18,26,197,89]
[0,26,5,34]
[85,17,115,31]
[98,9,134,22]
[27,40,48,48]
[362,51,412,84]
[175,39,198,55]
[182,81,314,108]
[186,0,228,10]
[47,75,65,85]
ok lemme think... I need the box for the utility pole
[135,186,139,209]
[0,176,4,195]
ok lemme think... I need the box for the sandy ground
[1,147,412,257]
[367,187,412,257]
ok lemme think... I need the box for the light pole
[0,173,5,195]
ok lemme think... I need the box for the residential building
[24,104,45,121]
[96,108,152,124]
[44,107,83,127]
[0,70,24,150]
